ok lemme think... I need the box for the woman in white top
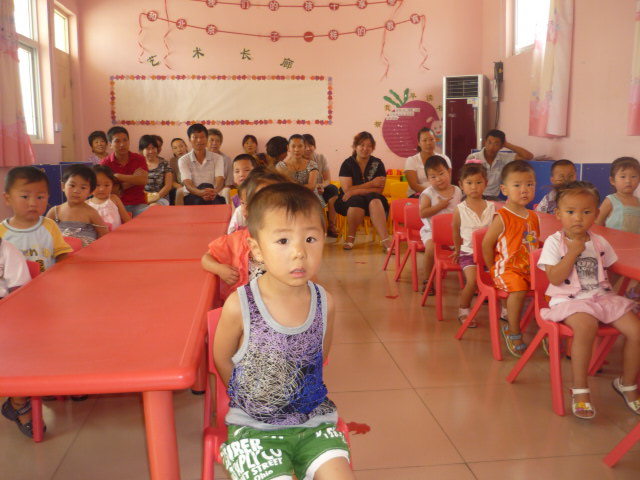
[404,127,451,197]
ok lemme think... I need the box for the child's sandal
[570,388,596,419]
[612,377,640,415]
[457,307,477,328]
[500,323,527,358]
[381,237,393,254]
[343,235,355,251]
[1,397,46,438]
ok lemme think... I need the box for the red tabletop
[129,205,231,226]
[66,222,227,263]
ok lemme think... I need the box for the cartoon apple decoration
[381,88,440,158]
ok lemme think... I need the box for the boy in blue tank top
[213,182,353,480]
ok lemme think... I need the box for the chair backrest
[382,180,398,198]
[389,181,408,199]
[431,213,454,249]
[63,236,82,252]
[389,198,417,233]
[529,249,550,311]
[207,308,229,428]
[403,203,423,240]
[26,260,41,279]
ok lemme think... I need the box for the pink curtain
[0,0,35,166]
[529,0,574,138]
[628,1,640,135]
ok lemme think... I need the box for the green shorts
[221,423,350,480]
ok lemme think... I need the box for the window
[513,0,550,55]
[53,9,69,53]
[13,0,42,139]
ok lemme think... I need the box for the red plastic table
[129,205,231,226]
[0,260,215,479]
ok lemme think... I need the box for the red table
[129,205,231,226]
[0,260,216,479]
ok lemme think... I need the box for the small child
[46,165,108,246]
[419,155,463,291]
[596,157,640,233]
[482,160,540,357]
[214,182,353,480]
[1,166,73,437]
[87,130,109,163]
[226,157,259,234]
[208,128,234,203]
[535,159,577,214]
[538,181,640,418]
[451,163,495,327]
[230,153,256,209]
[265,135,289,167]
[203,167,289,299]
[169,137,188,205]
[87,165,131,229]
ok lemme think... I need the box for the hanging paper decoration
[197,0,400,10]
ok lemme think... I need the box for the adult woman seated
[334,131,391,251]
[403,127,451,198]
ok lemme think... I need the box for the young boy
[466,129,534,200]
[419,155,462,292]
[1,166,72,437]
[207,128,234,202]
[482,160,540,357]
[213,183,353,480]
[535,159,577,214]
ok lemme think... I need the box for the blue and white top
[226,279,337,430]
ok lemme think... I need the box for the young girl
[420,155,463,292]
[202,167,289,299]
[596,157,640,232]
[140,135,173,206]
[87,165,131,229]
[538,181,640,419]
[451,163,495,327]
[47,165,108,246]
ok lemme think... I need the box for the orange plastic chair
[506,249,619,416]
[382,198,417,271]
[454,228,535,360]
[419,213,465,321]
[202,309,351,480]
[603,421,640,467]
[394,203,425,291]
[63,236,82,252]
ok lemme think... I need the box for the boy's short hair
[107,126,129,142]
[500,160,534,183]
[139,134,159,151]
[5,166,49,192]
[93,165,118,185]
[207,128,223,140]
[458,162,487,181]
[288,134,304,143]
[233,153,257,166]
[302,133,316,147]
[424,155,450,173]
[550,159,575,175]
[485,129,506,144]
[243,166,290,204]
[88,130,107,147]
[62,164,97,191]
[170,137,185,146]
[247,182,326,238]
[187,123,208,138]
[265,136,288,159]
[610,156,640,177]
[555,181,600,207]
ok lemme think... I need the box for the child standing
[451,163,495,327]
[538,181,640,418]
[46,165,108,246]
[595,157,640,233]
[482,160,540,357]
[535,159,577,214]
[419,155,463,292]
[87,165,131,229]
[1,166,73,437]
[214,182,353,480]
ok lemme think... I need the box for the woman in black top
[334,132,391,251]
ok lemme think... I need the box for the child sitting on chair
[451,163,495,327]
[482,160,540,357]
[213,182,353,480]
[538,181,640,419]
[419,155,462,293]
[535,159,576,214]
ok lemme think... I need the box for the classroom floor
[2,235,640,480]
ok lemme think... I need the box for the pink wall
[72,0,482,172]
[481,0,639,163]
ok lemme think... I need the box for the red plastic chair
[394,203,425,291]
[62,236,82,252]
[419,213,464,321]
[506,249,619,416]
[454,228,535,360]
[382,198,417,272]
[202,309,351,480]
[603,421,640,467]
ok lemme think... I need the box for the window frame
[511,0,549,56]
[53,8,69,53]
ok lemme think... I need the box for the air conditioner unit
[442,75,489,183]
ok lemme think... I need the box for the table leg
[142,391,180,480]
